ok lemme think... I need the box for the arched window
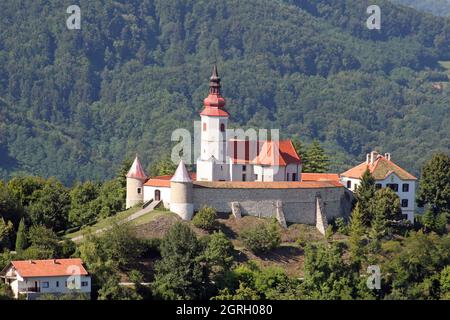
[220,123,225,132]
[203,123,207,131]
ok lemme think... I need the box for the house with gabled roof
[0,258,91,300]
[340,151,417,222]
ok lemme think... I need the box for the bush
[241,221,281,254]
[192,206,217,231]
[334,217,349,235]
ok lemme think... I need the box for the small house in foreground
[0,258,91,299]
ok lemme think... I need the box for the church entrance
[155,190,161,201]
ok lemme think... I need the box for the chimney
[370,151,379,165]
[385,153,391,161]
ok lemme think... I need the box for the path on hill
[71,200,162,242]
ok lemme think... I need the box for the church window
[287,173,290,181]
[203,123,207,131]
[220,123,225,132]
[137,188,142,194]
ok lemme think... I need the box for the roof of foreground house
[341,153,417,180]
[2,259,89,278]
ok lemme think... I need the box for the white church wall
[143,186,171,208]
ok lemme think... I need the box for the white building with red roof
[340,151,417,222]
[125,64,355,233]
[0,258,91,299]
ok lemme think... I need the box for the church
[125,65,355,234]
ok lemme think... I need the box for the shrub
[241,221,281,254]
[192,206,217,231]
[335,217,349,235]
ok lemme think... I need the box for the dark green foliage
[417,153,450,215]
[15,219,27,252]
[203,231,235,276]
[148,156,178,177]
[27,178,70,232]
[302,243,372,300]
[348,204,366,265]
[302,140,330,173]
[0,218,13,251]
[214,263,303,300]
[382,232,450,299]
[0,0,448,184]
[152,223,208,300]
[241,220,281,254]
[355,169,376,225]
[192,206,218,231]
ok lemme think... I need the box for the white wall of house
[6,272,91,298]
[143,186,171,208]
[340,177,361,192]
[340,173,416,222]
[253,165,286,181]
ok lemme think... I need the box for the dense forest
[392,0,450,16]
[0,0,449,185]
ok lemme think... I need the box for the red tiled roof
[144,173,197,187]
[229,139,301,166]
[301,173,340,182]
[193,180,343,189]
[341,156,417,180]
[8,259,88,278]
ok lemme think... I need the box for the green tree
[204,232,235,276]
[348,204,366,265]
[152,223,207,300]
[27,179,70,232]
[149,156,177,177]
[417,153,450,221]
[15,218,28,252]
[0,218,13,251]
[355,169,376,225]
[241,220,281,254]
[302,243,357,300]
[68,181,100,227]
[192,206,217,231]
[302,140,330,173]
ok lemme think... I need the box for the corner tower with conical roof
[170,160,194,220]
[197,64,230,181]
[126,155,147,208]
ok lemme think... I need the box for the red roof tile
[302,173,340,182]
[229,139,301,166]
[341,156,417,180]
[144,173,196,187]
[8,259,88,278]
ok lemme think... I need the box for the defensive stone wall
[192,186,353,225]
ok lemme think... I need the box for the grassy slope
[65,206,174,240]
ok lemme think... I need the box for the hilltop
[0,0,449,184]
